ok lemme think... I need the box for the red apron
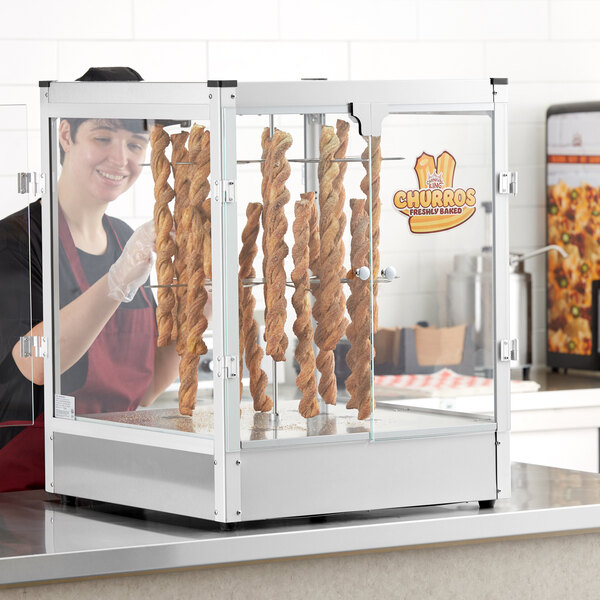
[0,211,157,492]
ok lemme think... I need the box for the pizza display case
[40,78,512,523]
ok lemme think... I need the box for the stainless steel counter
[1,463,600,587]
[525,366,600,391]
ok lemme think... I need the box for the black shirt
[0,201,43,446]
[0,200,156,449]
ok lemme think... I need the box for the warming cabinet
[39,78,512,522]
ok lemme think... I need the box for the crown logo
[425,171,444,189]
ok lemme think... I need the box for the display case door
[369,113,497,440]
[0,104,35,430]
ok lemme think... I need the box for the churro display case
[40,79,513,522]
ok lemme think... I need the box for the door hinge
[498,171,518,196]
[500,338,518,362]
[17,172,46,196]
[216,355,238,379]
[20,336,47,358]
[215,180,235,203]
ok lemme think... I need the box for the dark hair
[60,67,146,164]
[76,66,143,82]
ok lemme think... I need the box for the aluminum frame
[491,82,512,499]
[39,78,511,521]
[209,84,242,522]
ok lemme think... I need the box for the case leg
[478,499,496,509]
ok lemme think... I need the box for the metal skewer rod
[236,156,404,165]
[145,275,398,289]
[269,360,280,427]
[269,115,274,139]
[272,361,278,414]
[140,156,404,166]
[139,161,197,166]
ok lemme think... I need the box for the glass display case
[41,79,512,522]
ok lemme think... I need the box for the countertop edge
[3,502,600,586]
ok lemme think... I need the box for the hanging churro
[360,135,382,330]
[308,199,320,276]
[314,126,348,405]
[239,203,272,412]
[261,128,292,362]
[150,125,176,347]
[170,131,190,350]
[333,119,350,343]
[332,119,350,274]
[292,193,319,418]
[261,128,272,298]
[178,124,210,416]
[345,198,373,419]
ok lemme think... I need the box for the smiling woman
[58,119,150,252]
[0,68,181,492]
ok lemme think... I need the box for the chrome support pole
[272,361,279,414]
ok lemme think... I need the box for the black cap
[76,67,143,82]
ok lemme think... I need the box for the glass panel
[234,112,376,444]
[53,115,214,438]
[0,104,35,434]
[373,113,496,440]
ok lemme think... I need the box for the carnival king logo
[393,151,477,234]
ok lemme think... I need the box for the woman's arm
[11,220,156,385]
[12,273,120,385]
[138,344,180,407]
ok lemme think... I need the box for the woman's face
[59,119,149,205]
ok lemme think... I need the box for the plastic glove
[107,220,156,303]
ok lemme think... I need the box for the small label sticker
[54,394,75,420]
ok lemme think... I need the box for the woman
[0,67,179,492]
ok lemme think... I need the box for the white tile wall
[0,0,133,40]
[2,0,600,367]
[417,1,549,41]
[550,1,600,40]
[279,0,418,41]
[509,82,600,122]
[58,42,208,82]
[133,0,279,40]
[486,41,600,82]
[509,205,546,250]
[208,42,349,80]
[350,42,486,79]
[0,42,58,84]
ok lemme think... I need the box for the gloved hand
[107,220,156,303]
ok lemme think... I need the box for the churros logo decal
[393,151,477,234]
